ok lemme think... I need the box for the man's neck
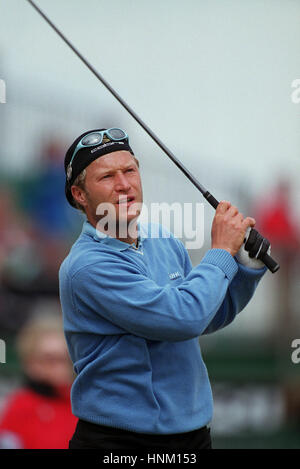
[88,217,139,246]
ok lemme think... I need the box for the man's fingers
[216,200,231,214]
[227,205,239,217]
[243,216,256,229]
[236,212,245,224]
[216,202,255,229]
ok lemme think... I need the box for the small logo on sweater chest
[169,271,181,280]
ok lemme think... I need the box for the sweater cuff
[201,249,238,283]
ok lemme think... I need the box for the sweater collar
[82,220,145,252]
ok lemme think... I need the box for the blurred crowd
[0,139,81,448]
[0,139,81,335]
[0,137,300,448]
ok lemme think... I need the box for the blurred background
[0,0,300,448]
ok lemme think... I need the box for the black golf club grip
[204,192,280,273]
[258,250,280,273]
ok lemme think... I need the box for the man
[59,127,267,450]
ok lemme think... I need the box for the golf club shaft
[25,0,211,198]
[25,0,280,273]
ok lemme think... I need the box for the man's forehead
[88,150,136,171]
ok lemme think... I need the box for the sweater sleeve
[176,241,267,335]
[71,248,239,342]
[202,261,267,334]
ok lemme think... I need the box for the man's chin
[117,214,140,227]
[117,205,142,223]
[92,200,142,235]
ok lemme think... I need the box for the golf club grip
[204,192,219,210]
[204,192,280,273]
[258,249,280,273]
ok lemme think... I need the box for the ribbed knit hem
[201,249,238,283]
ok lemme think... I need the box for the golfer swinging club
[59,127,268,450]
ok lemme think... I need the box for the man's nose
[114,173,131,191]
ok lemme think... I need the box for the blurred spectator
[0,139,83,323]
[253,179,300,432]
[22,138,81,241]
[0,309,77,449]
[0,188,31,268]
[0,187,37,333]
[0,138,83,336]
[252,180,300,333]
[253,179,300,255]
[0,187,60,334]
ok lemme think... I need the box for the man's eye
[102,174,111,179]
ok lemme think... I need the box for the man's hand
[211,201,256,257]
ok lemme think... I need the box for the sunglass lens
[82,133,102,146]
[108,128,126,140]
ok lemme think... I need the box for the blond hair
[16,310,64,362]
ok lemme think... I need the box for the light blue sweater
[59,220,266,434]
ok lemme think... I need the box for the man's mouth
[116,196,135,206]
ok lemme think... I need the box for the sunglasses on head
[67,128,129,181]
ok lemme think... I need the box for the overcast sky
[1,0,299,200]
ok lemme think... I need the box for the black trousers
[69,419,212,450]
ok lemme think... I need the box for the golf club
[25,0,280,273]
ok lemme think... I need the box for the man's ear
[71,185,88,208]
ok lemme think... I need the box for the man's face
[73,150,143,230]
